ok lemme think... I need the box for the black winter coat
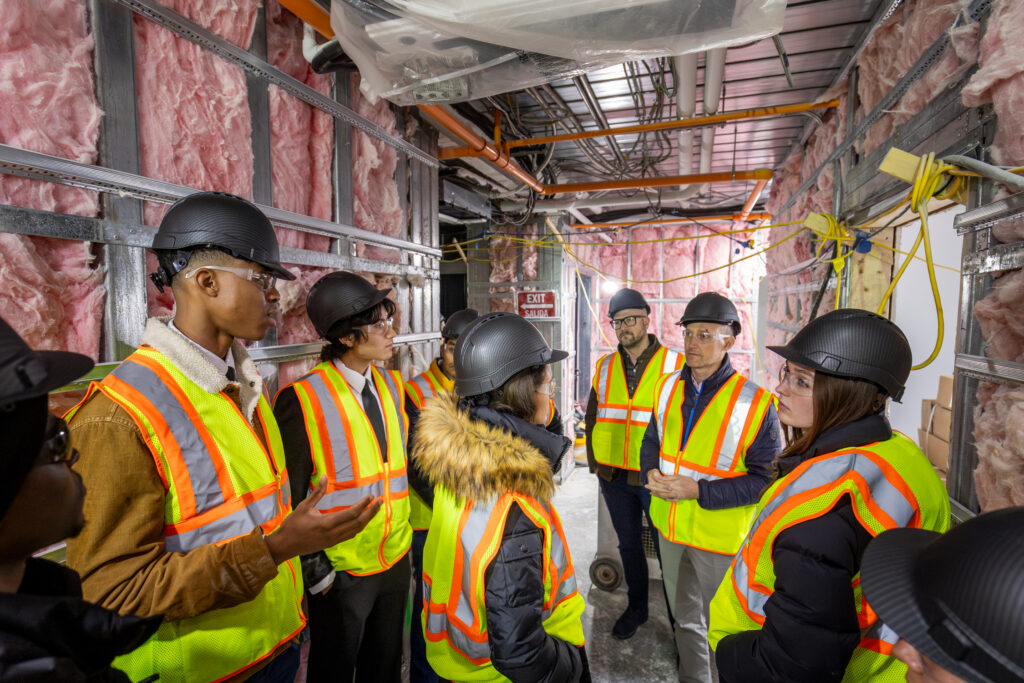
[0,558,160,682]
[715,412,892,683]
[411,393,590,683]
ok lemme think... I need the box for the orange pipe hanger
[573,213,772,229]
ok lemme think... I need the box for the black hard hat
[0,315,94,520]
[454,312,568,397]
[149,192,295,291]
[441,309,480,340]
[608,288,650,318]
[861,507,1024,683]
[679,292,741,336]
[306,271,392,338]
[768,308,911,401]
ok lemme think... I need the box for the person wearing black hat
[0,316,162,682]
[861,506,1024,683]
[413,312,589,682]
[584,287,684,640]
[401,307,478,683]
[273,270,411,683]
[64,193,380,683]
[637,291,780,683]
[708,309,950,683]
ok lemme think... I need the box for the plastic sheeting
[0,0,105,359]
[330,0,786,104]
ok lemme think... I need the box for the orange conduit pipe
[279,0,334,39]
[738,178,770,221]
[545,169,773,195]
[574,213,772,229]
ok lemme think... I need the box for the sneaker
[611,606,648,639]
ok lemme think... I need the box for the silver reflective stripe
[864,621,900,646]
[655,370,683,446]
[411,374,436,403]
[711,379,761,472]
[595,407,629,422]
[734,451,917,617]
[669,464,723,483]
[596,355,613,399]
[629,409,653,424]
[165,490,279,553]
[662,349,683,372]
[112,360,224,513]
[301,372,354,499]
[320,481,383,508]
[376,368,407,446]
[454,502,493,626]
[391,475,409,494]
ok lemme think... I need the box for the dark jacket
[639,355,780,509]
[411,393,589,683]
[584,335,663,486]
[715,412,891,683]
[0,558,161,682]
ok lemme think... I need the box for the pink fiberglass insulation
[266,0,333,252]
[0,234,104,359]
[662,225,698,299]
[350,75,404,263]
[962,0,1024,165]
[972,382,1024,511]
[134,1,257,233]
[973,268,1024,364]
[629,226,662,300]
[661,302,686,348]
[698,233,735,295]
[488,236,518,283]
[0,0,105,359]
[597,243,628,282]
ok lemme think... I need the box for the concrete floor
[554,461,679,682]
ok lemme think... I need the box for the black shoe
[611,606,648,639]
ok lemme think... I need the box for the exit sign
[517,291,557,318]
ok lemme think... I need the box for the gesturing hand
[265,478,381,565]
[645,470,700,502]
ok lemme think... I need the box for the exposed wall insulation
[0,0,105,358]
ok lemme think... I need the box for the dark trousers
[599,473,658,612]
[410,529,440,683]
[306,555,411,683]
[247,643,301,683]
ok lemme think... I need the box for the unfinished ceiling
[439,0,886,222]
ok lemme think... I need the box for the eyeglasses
[777,364,814,397]
[185,265,277,293]
[535,379,556,396]
[610,315,647,329]
[682,329,731,344]
[366,317,394,335]
[38,417,76,466]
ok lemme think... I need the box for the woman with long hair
[708,309,950,682]
[413,312,589,682]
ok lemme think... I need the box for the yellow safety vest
[648,370,773,554]
[405,359,453,530]
[67,346,305,683]
[286,361,412,575]
[422,487,586,681]
[708,433,951,681]
[591,346,684,470]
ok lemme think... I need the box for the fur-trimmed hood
[140,317,264,420]
[412,392,558,503]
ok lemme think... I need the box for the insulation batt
[350,75,404,264]
[0,0,104,359]
[973,269,1024,363]
[962,0,1024,165]
[972,382,1024,510]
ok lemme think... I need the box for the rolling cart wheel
[589,558,622,592]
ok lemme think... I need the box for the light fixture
[602,280,622,295]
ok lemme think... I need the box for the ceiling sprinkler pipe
[674,53,699,201]
[699,48,727,192]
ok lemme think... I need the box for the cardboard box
[921,399,935,431]
[926,432,949,472]
[918,429,929,452]
[936,375,954,409]
[931,405,952,440]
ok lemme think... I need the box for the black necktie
[361,381,388,462]
[225,366,236,382]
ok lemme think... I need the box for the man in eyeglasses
[273,271,411,683]
[0,316,161,681]
[639,292,780,683]
[64,193,381,683]
[585,287,684,640]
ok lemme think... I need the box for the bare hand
[645,471,699,502]
[265,478,381,565]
